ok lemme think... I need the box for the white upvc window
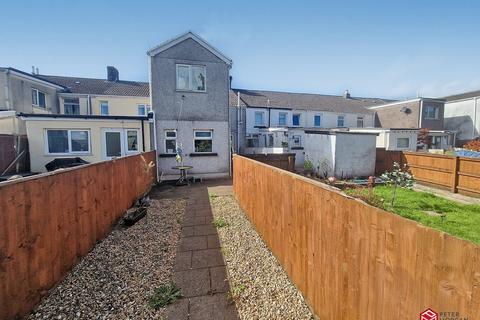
[424,105,439,119]
[126,129,140,153]
[193,130,213,153]
[254,111,264,126]
[278,112,287,126]
[292,135,302,147]
[357,116,364,127]
[176,64,206,92]
[337,115,345,127]
[137,104,151,116]
[64,98,80,115]
[396,137,410,149]
[100,101,109,115]
[45,129,91,155]
[165,130,177,154]
[292,113,301,126]
[314,115,321,127]
[32,89,47,108]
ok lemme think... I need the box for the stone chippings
[210,195,315,320]
[27,198,186,320]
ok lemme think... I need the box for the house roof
[147,31,233,66]
[229,89,394,114]
[0,67,66,89]
[442,89,480,102]
[36,74,150,97]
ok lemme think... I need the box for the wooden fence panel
[376,149,480,196]
[0,152,156,320]
[233,155,480,320]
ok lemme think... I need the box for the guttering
[419,99,424,128]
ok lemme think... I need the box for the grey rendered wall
[0,71,7,109]
[9,74,59,113]
[334,133,376,178]
[157,120,230,178]
[420,100,445,130]
[444,99,477,143]
[150,38,230,122]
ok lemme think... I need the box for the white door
[102,129,124,160]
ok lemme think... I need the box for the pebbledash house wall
[150,38,231,179]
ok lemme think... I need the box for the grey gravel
[210,195,315,320]
[27,198,186,320]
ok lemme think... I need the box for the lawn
[347,186,480,244]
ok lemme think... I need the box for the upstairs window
[337,115,345,127]
[254,112,264,126]
[100,101,109,115]
[292,114,300,126]
[138,104,151,116]
[46,129,90,154]
[314,115,321,127]
[32,89,47,108]
[176,64,206,92]
[278,112,287,126]
[357,116,364,128]
[424,106,439,119]
[64,98,80,115]
[194,130,213,153]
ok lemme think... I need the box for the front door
[102,129,124,160]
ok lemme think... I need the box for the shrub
[463,138,480,151]
[304,158,314,171]
[381,162,414,207]
[148,282,182,309]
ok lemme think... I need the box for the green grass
[349,186,480,244]
[148,282,182,309]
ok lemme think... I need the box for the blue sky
[1,0,479,99]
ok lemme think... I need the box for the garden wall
[0,151,157,319]
[376,149,480,197]
[233,155,480,319]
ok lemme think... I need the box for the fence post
[451,156,459,193]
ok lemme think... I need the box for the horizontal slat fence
[376,149,480,197]
[233,155,480,320]
[0,151,156,320]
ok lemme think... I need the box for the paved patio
[150,180,238,320]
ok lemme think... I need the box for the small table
[172,165,193,185]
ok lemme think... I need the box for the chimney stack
[107,66,119,82]
[343,90,351,99]
[32,66,35,74]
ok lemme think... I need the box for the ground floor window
[292,135,302,147]
[194,130,213,152]
[165,130,177,153]
[396,137,410,149]
[46,129,90,154]
[126,130,139,152]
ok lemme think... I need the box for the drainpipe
[141,118,145,152]
[237,91,241,154]
[419,99,423,128]
[87,94,92,115]
[474,97,479,139]
[150,111,159,182]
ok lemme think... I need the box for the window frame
[357,116,364,128]
[314,114,322,127]
[292,113,301,126]
[292,135,302,147]
[63,98,80,115]
[193,129,213,153]
[396,137,410,149]
[424,105,439,120]
[137,104,151,116]
[254,111,264,126]
[164,129,177,154]
[278,112,287,126]
[45,129,91,155]
[176,64,207,92]
[32,88,47,108]
[337,115,345,127]
[125,129,140,153]
[100,101,109,115]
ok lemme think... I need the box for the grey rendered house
[147,32,232,179]
[368,97,455,149]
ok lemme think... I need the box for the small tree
[463,138,480,151]
[381,162,414,207]
[417,128,431,150]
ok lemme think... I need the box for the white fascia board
[147,31,232,66]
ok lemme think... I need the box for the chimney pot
[107,66,119,82]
